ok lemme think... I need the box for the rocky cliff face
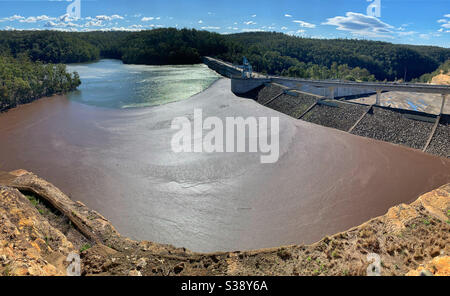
[0,170,448,276]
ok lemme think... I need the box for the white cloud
[244,21,257,25]
[397,31,417,37]
[94,15,124,21]
[437,16,450,31]
[201,26,221,30]
[141,17,155,22]
[0,15,25,22]
[198,20,203,24]
[251,15,256,18]
[323,12,394,38]
[84,20,104,27]
[419,32,442,39]
[59,13,79,22]
[241,28,265,32]
[19,15,57,23]
[284,14,292,18]
[293,20,316,28]
[44,21,58,28]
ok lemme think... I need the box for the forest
[0,55,81,111]
[416,59,450,83]
[2,29,449,81]
[219,32,450,81]
[0,29,449,111]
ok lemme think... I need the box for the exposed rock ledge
[0,170,448,276]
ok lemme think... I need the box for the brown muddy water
[0,78,449,252]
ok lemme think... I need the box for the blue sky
[0,0,448,47]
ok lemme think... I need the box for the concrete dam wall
[203,57,449,157]
[253,83,449,157]
[271,78,376,99]
[203,57,377,98]
[203,57,242,77]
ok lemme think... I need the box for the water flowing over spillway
[0,62,449,252]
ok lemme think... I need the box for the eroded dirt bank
[0,170,448,276]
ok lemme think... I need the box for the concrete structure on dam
[203,56,450,157]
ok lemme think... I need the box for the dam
[204,57,450,157]
[0,59,449,253]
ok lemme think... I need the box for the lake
[67,59,220,108]
[0,62,449,253]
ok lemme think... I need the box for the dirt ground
[0,170,449,276]
[432,74,450,86]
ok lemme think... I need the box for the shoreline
[0,169,448,276]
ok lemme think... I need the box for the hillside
[432,74,450,85]
[1,30,449,82]
[1,29,450,112]
[419,59,450,85]
[221,32,450,81]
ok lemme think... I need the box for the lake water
[0,62,449,252]
[67,59,220,109]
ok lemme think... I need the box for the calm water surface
[67,59,220,108]
[0,64,449,253]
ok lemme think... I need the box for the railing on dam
[203,56,450,115]
[203,56,449,156]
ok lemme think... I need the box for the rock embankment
[426,115,450,158]
[0,170,449,276]
[252,83,449,156]
[351,106,435,150]
[302,100,369,132]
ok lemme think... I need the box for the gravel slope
[256,83,284,105]
[302,101,369,131]
[266,93,317,118]
[426,115,450,158]
[351,107,434,150]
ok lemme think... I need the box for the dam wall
[253,82,449,157]
[202,57,449,157]
[231,77,271,94]
[203,57,242,78]
[271,78,376,98]
[203,57,375,97]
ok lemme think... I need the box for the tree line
[218,32,450,82]
[1,29,449,111]
[2,29,449,81]
[0,54,81,111]
[415,59,450,83]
